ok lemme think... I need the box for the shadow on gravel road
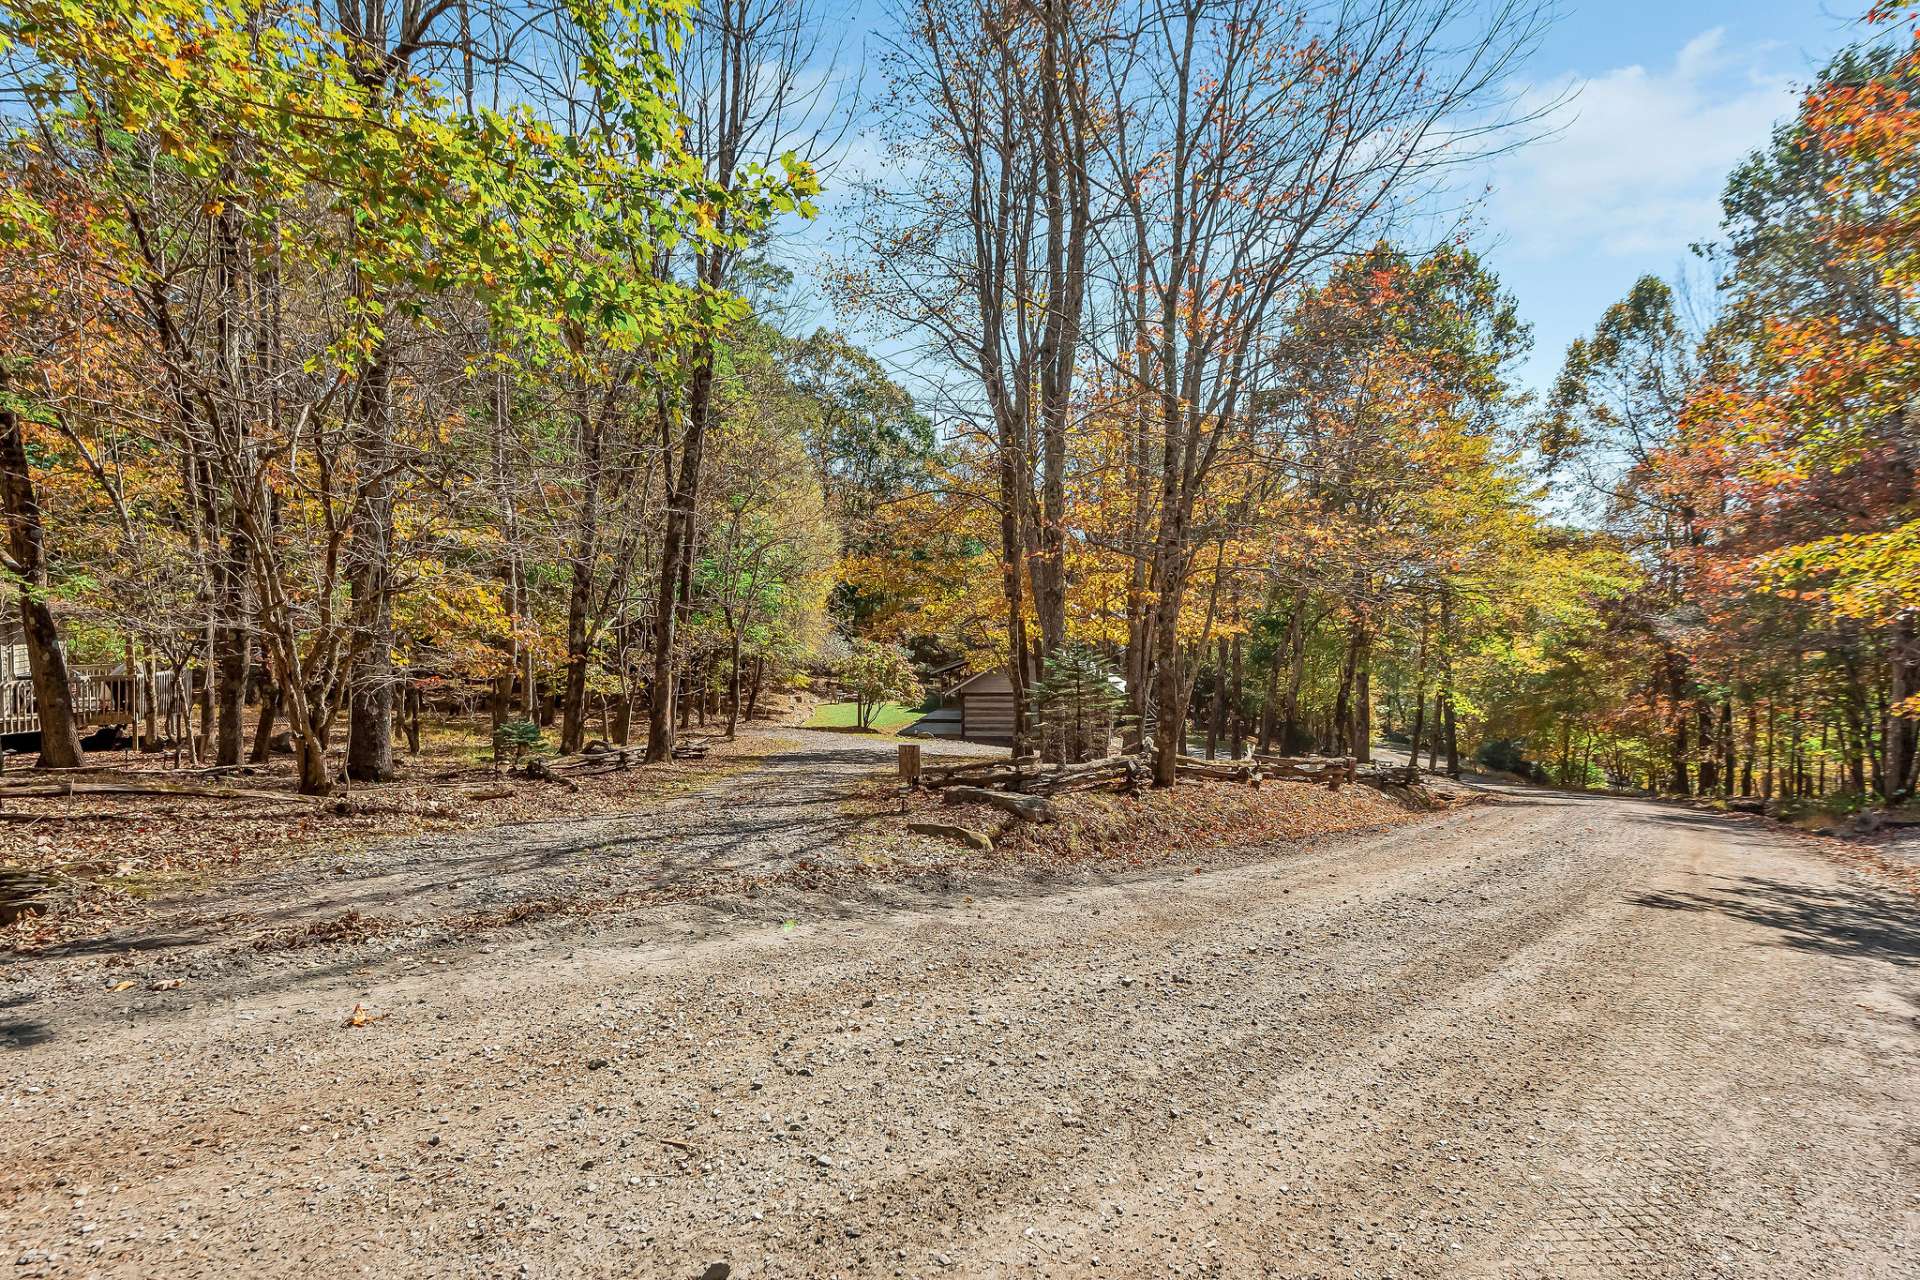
[0,991,54,1049]
[1631,874,1920,968]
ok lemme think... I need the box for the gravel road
[2,763,1915,1278]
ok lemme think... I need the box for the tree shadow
[1624,804,1790,850]
[0,991,52,1049]
[1630,873,1920,968]
[32,930,208,960]
[23,750,919,958]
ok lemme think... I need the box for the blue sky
[1479,0,1867,389]
[794,0,1870,398]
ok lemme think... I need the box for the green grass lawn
[804,700,922,733]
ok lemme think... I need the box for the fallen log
[0,780,312,804]
[523,758,581,792]
[0,867,53,926]
[328,798,458,819]
[940,785,1058,823]
[919,761,988,782]
[1035,775,1127,798]
[1055,754,1143,781]
[36,762,272,779]
[1251,752,1354,769]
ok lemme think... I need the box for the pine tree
[1029,646,1126,764]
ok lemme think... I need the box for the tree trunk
[249,681,279,763]
[561,552,594,754]
[491,674,512,732]
[1228,632,1245,760]
[345,348,396,782]
[1149,572,1190,787]
[1407,598,1432,769]
[563,390,604,756]
[1332,625,1359,756]
[0,364,84,768]
[610,691,632,747]
[1026,0,1089,658]
[1845,699,1868,796]
[487,356,532,729]
[1207,635,1226,759]
[746,653,765,723]
[995,410,1031,756]
[1280,605,1308,751]
[212,525,250,766]
[403,684,421,754]
[198,632,213,745]
[1428,691,1442,772]
[142,651,160,750]
[1889,618,1919,798]
[1666,648,1692,796]
[1258,646,1279,754]
[1762,699,1776,800]
[1719,698,1735,797]
[1352,626,1372,764]
[1788,676,1804,799]
[1741,700,1757,797]
[726,628,743,738]
[647,357,714,763]
[295,736,328,793]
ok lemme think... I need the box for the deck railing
[0,665,190,737]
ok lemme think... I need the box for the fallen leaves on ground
[0,720,781,952]
[866,774,1439,872]
[343,1002,388,1028]
[1780,827,1920,898]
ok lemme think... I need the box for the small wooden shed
[949,667,1016,743]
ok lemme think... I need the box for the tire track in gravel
[1,787,1914,1279]
[959,796,1656,1276]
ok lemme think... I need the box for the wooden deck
[0,666,180,738]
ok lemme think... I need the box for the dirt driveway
[1,753,1915,1278]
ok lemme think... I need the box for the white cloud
[1485,28,1802,260]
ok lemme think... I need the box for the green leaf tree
[839,640,922,731]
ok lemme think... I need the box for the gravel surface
[4,730,1003,970]
[1,749,1915,1278]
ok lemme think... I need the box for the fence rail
[0,665,190,738]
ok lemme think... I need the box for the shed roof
[948,667,1014,697]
